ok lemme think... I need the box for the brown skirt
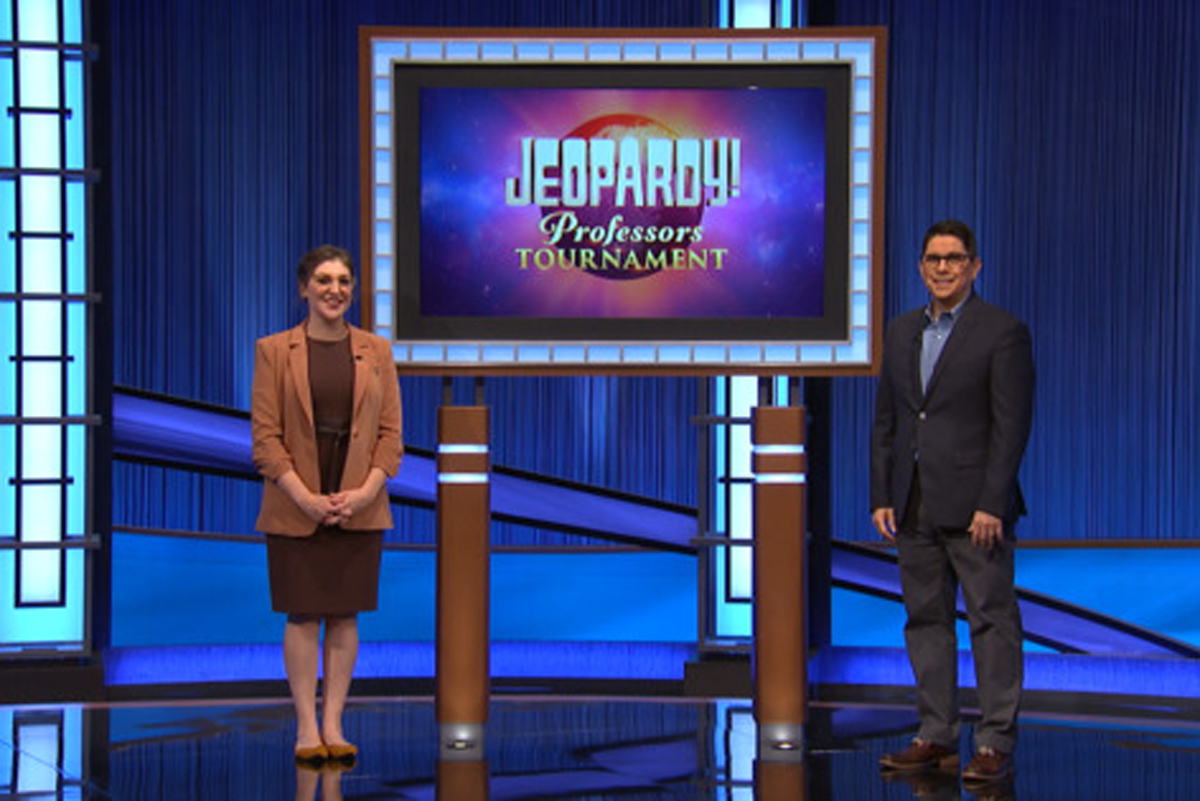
[265,527,382,615]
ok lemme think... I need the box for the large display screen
[391,63,851,342]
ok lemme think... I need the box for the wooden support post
[751,405,807,758]
[755,759,808,799]
[435,405,490,759]
[436,758,489,799]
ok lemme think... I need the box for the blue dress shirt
[920,293,971,393]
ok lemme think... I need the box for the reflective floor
[3,693,1200,799]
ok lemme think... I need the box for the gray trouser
[896,521,1024,754]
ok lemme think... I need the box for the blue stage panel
[110,391,1200,694]
[110,534,695,648]
[831,542,1200,657]
[112,391,695,550]
[1016,548,1200,647]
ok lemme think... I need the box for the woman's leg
[283,615,323,750]
[319,770,346,801]
[321,614,359,746]
[293,762,319,800]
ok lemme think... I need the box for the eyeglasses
[920,253,972,268]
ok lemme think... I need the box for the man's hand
[968,510,1004,549]
[871,507,897,542]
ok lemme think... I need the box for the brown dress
[265,335,383,615]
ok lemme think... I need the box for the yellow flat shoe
[326,742,357,762]
[294,744,329,768]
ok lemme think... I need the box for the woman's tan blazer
[251,323,402,536]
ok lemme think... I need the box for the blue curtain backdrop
[814,0,1200,542]
[103,1,709,545]
[103,0,1200,546]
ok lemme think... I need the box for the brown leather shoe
[962,747,1013,784]
[879,739,959,772]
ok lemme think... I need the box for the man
[871,219,1033,787]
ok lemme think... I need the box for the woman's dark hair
[296,245,355,286]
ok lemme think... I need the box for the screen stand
[752,405,808,758]
[435,402,490,762]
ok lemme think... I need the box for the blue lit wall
[109,537,695,647]
[101,0,714,673]
[86,0,1200,692]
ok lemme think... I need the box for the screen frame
[392,62,851,344]
[359,27,887,375]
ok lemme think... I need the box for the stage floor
[3,692,1200,799]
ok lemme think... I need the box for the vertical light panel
[4,708,84,798]
[712,376,755,640]
[726,376,755,599]
[0,0,94,656]
[14,714,61,795]
[711,377,800,642]
[732,0,771,28]
[707,700,755,791]
[719,0,803,30]
[706,0,814,646]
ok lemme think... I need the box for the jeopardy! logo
[502,114,739,280]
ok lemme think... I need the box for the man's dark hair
[921,219,977,259]
[296,244,355,286]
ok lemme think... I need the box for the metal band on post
[436,406,490,761]
[751,406,807,759]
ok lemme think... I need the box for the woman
[251,245,402,766]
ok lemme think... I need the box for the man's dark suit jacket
[870,294,1034,530]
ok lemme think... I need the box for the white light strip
[438,474,489,484]
[751,444,805,456]
[437,444,488,455]
[755,474,807,484]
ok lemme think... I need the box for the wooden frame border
[358,26,886,376]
